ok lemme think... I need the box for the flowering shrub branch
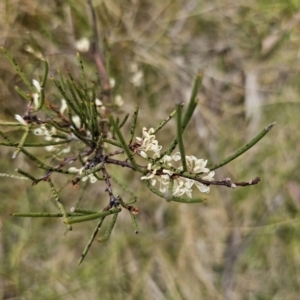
[0,45,275,264]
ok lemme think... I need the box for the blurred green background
[1,0,300,299]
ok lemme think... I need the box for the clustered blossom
[14,99,72,154]
[68,166,97,184]
[137,128,215,198]
[34,124,70,154]
[14,96,107,156]
[135,127,162,159]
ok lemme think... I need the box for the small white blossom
[141,173,156,181]
[68,166,97,183]
[75,37,90,52]
[131,70,143,87]
[95,98,102,106]
[155,174,171,193]
[136,127,162,159]
[60,99,68,115]
[162,169,173,176]
[110,78,115,88]
[82,173,97,183]
[32,79,41,92]
[172,178,194,198]
[33,93,39,108]
[58,145,71,154]
[34,125,56,139]
[129,63,143,87]
[32,79,41,109]
[45,145,56,152]
[194,171,214,193]
[72,116,81,128]
[161,155,173,166]
[24,45,43,59]
[69,167,80,173]
[171,152,181,161]
[15,114,27,125]
[115,95,124,107]
[33,124,70,154]
[194,181,210,193]
[202,171,215,181]
[141,164,159,181]
[186,155,210,174]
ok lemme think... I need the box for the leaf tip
[266,122,276,131]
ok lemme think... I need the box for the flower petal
[32,79,41,92]
[15,114,27,125]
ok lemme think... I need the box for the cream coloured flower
[95,98,102,106]
[137,128,215,197]
[115,95,124,107]
[34,124,69,154]
[194,171,214,193]
[82,173,97,183]
[136,127,162,158]
[32,79,41,109]
[34,125,56,139]
[172,178,194,198]
[109,78,115,88]
[60,99,68,115]
[69,166,97,183]
[202,171,215,181]
[131,70,143,87]
[185,155,210,174]
[32,79,41,92]
[15,114,27,125]
[194,181,210,193]
[75,37,90,52]
[129,63,143,87]
[72,116,81,128]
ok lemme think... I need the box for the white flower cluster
[136,127,162,159]
[34,124,70,154]
[137,128,215,197]
[14,97,72,154]
[14,95,108,156]
[68,166,97,184]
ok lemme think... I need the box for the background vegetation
[1,0,300,299]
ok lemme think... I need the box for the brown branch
[159,168,261,189]
[194,176,261,188]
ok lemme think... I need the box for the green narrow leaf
[176,103,187,171]
[1,46,33,91]
[209,122,276,171]
[65,208,121,224]
[98,213,118,242]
